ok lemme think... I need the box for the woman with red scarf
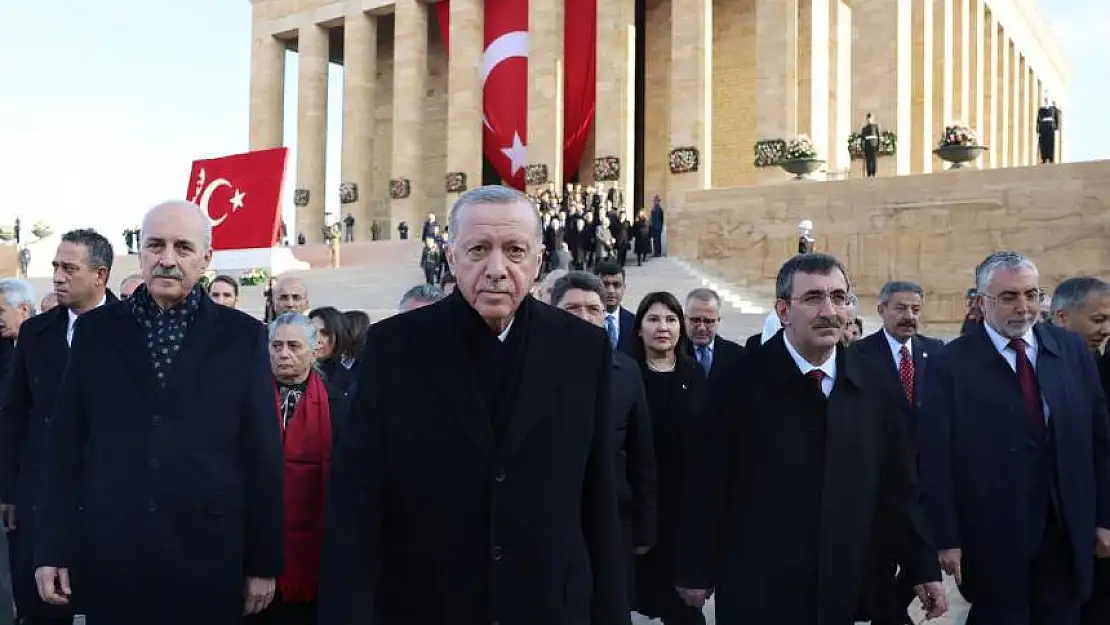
[247,312,348,625]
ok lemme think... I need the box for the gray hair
[878,280,925,304]
[447,185,543,244]
[268,311,318,353]
[119,273,143,291]
[775,253,850,301]
[142,201,214,250]
[550,271,606,307]
[61,229,115,273]
[685,287,721,307]
[1051,276,1110,315]
[399,284,445,309]
[0,278,36,314]
[975,251,1038,294]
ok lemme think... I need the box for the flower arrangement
[753,139,788,168]
[31,221,53,240]
[783,135,821,161]
[239,268,269,287]
[848,130,898,160]
[668,147,700,174]
[525,163,549,186]
[593,156,621,182]
[937,122,980,149]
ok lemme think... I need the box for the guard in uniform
[1037,99,1060,164]
[861,113,881,177]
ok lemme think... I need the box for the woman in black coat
[630,291,709,625]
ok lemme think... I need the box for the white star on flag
[230,189,246,211]
[500,132,528,176]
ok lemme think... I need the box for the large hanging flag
[186,147,288,250]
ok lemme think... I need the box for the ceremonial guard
[1037,98,1061,164]
[861,113,881,178]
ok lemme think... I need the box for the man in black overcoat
[33,201,284,625]
[0,229,117,625]
[674,253,946,624]
[319,185,628,625]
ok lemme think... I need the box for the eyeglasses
[981,288,1045,307]
[791,291,852,308]
[687,317,719,326]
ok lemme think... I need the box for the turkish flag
[437,0,529,189]
[185,147,288,251]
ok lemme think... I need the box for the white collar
[983,321,1036,355]
[68,294,108,325]
[497,319,513,342]
[884,329,911,353]
[782,333,837,381]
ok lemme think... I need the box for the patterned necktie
[696,345,711,375]
[1009,338,1046,435]
[806,369,826,396]
[605,315,618,349]
[898,345,915,404]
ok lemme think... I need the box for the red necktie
[898,345,915,404]
[806,370,826,395]
[1009,338,1046,435]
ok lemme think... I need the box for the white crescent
[199,178,233,227]
[480,30,529,131]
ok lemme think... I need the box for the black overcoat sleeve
[918,351,961,551]
[318,331,387,625]
[0,334,30,503]
[241,323,285,578]
[626,368,658,548]
[1077,340,1110,528]
[583,340,630,624]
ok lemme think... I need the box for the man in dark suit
[33,202,284,625]
[1048,276,1110,625]
[550,271,657,576]
[319,186,628,625]
[682,287,745,381]
[675,253,946,624]
[854,279,945,625]
[595,260,637,357]
[0,229,117,625]
[920,251,1110,625]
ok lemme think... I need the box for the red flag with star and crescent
[438,0,529,189]
[185,147,288,251]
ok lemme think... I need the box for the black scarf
[448,289,530,444]
[128,283,203,388]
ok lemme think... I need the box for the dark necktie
[898,345,915,404]
[806,369,826,396]
[1009,338,1046,435]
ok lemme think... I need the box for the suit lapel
[501,299,559,458]
[912,336,928,403]
[1032,325,1064,427]
[164,298,221,402]
[38,308,71,379]
[423,304,496,458]
[110,306,158,403]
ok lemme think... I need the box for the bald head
[143,201,212,250]
[274,276,309,314]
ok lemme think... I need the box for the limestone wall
[667,160,1110,329]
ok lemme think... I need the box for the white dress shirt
[982,322,1050,420]
[883,329,912,369]
[67,294,108,346]
[783,335,837,397]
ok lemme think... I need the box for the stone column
[851,0,913,177]
[296,23,329,243]
[1007,42,1019,166]
[1015,54,1026,165]
[827,0,852,173]
[1026,68,1036,165]
[390,0,428,232]
[527,0,563,192]
[669,0,712,198]
[931,0,953,171]
[444,0,484,216]
[982,7,997,167]
[249,29,286,150]
[910,0,933,174]
[595,0,635,212]
[952,0,970,122]
[341,11,376,240]
[799,0,830,172]
[997,32,1010,167]
[968,0,984,166]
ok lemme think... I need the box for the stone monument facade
[247,0,1067,242]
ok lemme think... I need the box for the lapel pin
[682,383,688,390]
[922,352,928,359]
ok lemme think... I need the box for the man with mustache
[676,253,946,624]
[854,280,945,625]
[319,185,627,625]
[0,228,117,625]
[34,202,284,625]
[919,251,1110,625]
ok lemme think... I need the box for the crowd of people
[0,184,1107,625]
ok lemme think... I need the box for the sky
[0,0,1105,252]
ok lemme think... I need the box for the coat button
[494,469,506,483]
[149,458,159,470]
[148,500,158,512]
[151,414,163,426]
[490,546,503,561]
